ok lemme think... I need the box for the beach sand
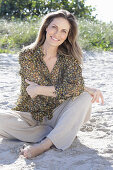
[0,51,113,170]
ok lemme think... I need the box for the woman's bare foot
[20,138,53,159]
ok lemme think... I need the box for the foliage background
[0,0,113,53]
[0,0,95,20]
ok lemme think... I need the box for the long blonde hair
[24,10,83,64]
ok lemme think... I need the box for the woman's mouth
[51,36,59,42]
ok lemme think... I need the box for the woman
[0,10,104,158]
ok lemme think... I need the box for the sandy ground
[0,51,113,170]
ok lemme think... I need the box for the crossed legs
[0,92,92,158]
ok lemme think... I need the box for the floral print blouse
[13,46,84,122]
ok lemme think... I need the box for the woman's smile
[50,36,60,42]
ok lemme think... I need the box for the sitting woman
[0,10,104,159]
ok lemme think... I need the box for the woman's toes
[19,146,31,158]
[25,146,33,158]
[20,149,24,155]
[24,150,32,158]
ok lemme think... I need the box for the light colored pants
[0,92,92,150]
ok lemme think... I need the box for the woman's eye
[52,25,56,28]
[63,30,67,33]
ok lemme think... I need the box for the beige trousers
[0,92,92,150]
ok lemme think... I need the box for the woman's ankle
[40,137,53,150]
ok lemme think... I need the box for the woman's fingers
[25,79,38,86]
[95,92,100,103]
[96,90,104,104]
[100,92,104,105]
[91,90,104,104]
[20,146,32,158]
[25,79,31,84]
[20,149,24,155]
[91,93,97,103]
[26,84,38,98]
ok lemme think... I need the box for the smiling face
[45,17,70,47]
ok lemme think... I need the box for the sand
[0,51,113,170]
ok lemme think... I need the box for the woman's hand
[25,79,57,98]
[25,79,40,98]
[85,87,104,105]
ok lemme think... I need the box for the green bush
[0,18,40,53]
[78,19,113,51]
[0,0,95,20]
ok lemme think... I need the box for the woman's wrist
[84,86,90,92]
[35,85,42,95]
[84,86,95,95]
[36,85,56,97]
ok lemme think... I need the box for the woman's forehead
[49,17,70,30]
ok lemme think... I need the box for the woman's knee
[70,92,92,112]
[79,91,92,104]
[0,111,16,128]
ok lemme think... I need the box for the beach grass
[0,17,113,53]
[78,18,113,51]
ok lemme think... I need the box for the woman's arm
[25,79,56,98]
[25,80,104,105]
[84,86,104,104]
[25,58,84,100]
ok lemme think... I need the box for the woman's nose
[54,30,61,39]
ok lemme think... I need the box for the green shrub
[0,18,40,53]
[78,18,113,51]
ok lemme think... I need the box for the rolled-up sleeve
[18,50,33,78]
[55,58,84,100]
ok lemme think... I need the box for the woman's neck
[42,42,58,59]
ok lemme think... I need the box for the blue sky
[86,0,113,23]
